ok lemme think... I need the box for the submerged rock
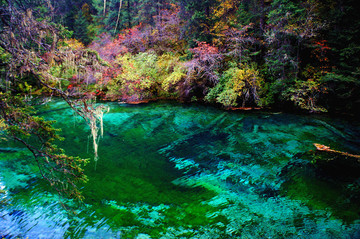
[1,101,360,238]
[279,151,360,223]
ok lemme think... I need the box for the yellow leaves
[210,0,238,40]
[156,54,186,92]
[162,71,186,91]
[0,118,7,133]
[229,66,262,97]
[59,39,85,50]
[81,3,93,22]
[211,21,229,38]
[207,64,263,108]
[213,0,235,18]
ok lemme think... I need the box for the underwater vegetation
[1,101,360,238]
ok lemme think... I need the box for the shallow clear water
[1,101,360,238]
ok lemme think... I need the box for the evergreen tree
[73,10,92,45]
[178,0,219,44]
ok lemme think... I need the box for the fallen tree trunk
[314,143,360,161]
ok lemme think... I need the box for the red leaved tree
[182,41,223,99]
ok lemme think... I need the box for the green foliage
[0,47,11,64]
[206,64,263,108]
[157,54,186,93]
[107,52,159,100]
[320,72,360,112]
[73,10,93,45]
[36,0,360,113]
[105,52,188,100]
[57,25,74,39]
[265,0,321,83]
[284,79,327,112]
[323,0,360,78]
[236,1,264,28]
[92,0,136,34]
[0,93,89,200]
[267,0,305,29]
[0,47,11,88]
[50,64,75,84]
[0,2,115,201]
[179,0,219,43]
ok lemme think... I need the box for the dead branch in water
[314,143,360,161]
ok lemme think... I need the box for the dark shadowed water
[1,101,360,238]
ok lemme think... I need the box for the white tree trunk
[114,0,123,34]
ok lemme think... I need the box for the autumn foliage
[2,0,359,113]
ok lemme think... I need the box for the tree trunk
[259,0,265,32]
[127,0,131,28]
[295,39,301,79]
[114,0,123,34]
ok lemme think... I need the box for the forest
[1,0,360,238]
[1,0,360,113]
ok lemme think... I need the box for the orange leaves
[314,40,331,50]
[312,40,331,60]
[311,39,332,73]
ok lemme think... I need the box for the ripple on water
[1,101,360,238]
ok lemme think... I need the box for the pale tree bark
[103,0,106,16]
[114,0,123,34]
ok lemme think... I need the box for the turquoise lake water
[1,101,360,238]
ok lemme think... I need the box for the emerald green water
[1,101,360,238]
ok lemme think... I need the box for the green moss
[96,207,140,227]
[281,175,360,223]
[86,49,109,66]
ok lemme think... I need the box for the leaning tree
[0,0,107,200]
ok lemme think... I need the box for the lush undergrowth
[2,0,360,115]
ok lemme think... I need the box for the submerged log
[227,107,262,111]
[314,143,360,161]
